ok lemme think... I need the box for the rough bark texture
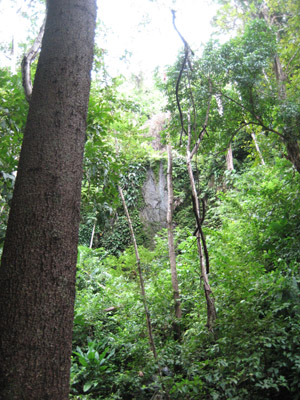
[0,1,96,399]
[167,141,182,320]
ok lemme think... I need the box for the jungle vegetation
[0,0,299,399]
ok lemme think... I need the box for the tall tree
[118,183,158,360]
[186,111,217,331]
[0,1,96,399]
[171,11,216,331]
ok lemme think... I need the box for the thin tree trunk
[186,112,216,332]
[118,185,170,400]
[261,6,300,173]
[251,132,265,165]
[21,17,46,102]
[172,8,216,330]
[226,143,234,170]
[274,53,287,100]
[89,220,96,249]
[167,137,182,321]
[196,233,217,330]
[0,1,96,399]
[118,185,158,359]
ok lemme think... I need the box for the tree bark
[285,139,300,174]
[167,139,182,321]
[226,143,234,171]
[0,1,96,399]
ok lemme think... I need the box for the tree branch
[172,9,194,144]
[21,17,46,102]
[171,9,192,51]
[176,51,188,141]
[216,90,284,139]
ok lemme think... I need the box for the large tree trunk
[0,1,96,399]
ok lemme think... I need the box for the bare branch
[21,17,46,102]
[171,9,192,52]
[171,9,194,144]
[176,52,188,141]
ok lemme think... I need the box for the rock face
[139,112,170,241]
[140,161,168,233]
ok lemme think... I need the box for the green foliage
[213,159,300,268]
[0,69,28,244]
[79,73,155,249]
[221,19,276,86]
[71,340,116,396]
[72,152,300,399]
[99,212,147,256]
[72,246,162,399]
[181,265,300,400]
[1,2,299,399]
[120,163,147,208]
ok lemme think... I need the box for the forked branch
[21,17,46,102]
